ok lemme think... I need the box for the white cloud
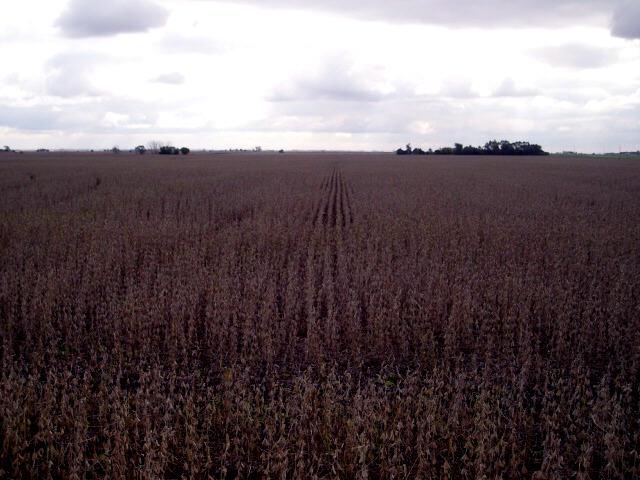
[157,33,228,55]
[46,52,104,97]
[439,79,478,99]
[270,54,395,102]
[152,72,186,85]
[57,0,169,37]
[0,0,638,152]
[229,0,632,37]
[409,121,434,135]
[0,104,62,131]
[531,43,620,69]
[493,78,539,98]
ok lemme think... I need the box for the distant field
[1,152,639,478]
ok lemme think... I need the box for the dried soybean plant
[0,152,639,478]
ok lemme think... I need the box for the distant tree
[147,141,162,154]
[512,141,547,156]
[434,147,454,155]
[431,140,547,156]
[462,145,484,155]
[180,147,190,155]
[135,145,146,155]
[484,140,501,155]
[279,149,285,154]
[396,143,413,155]
[111,146,121,154]
[159,146,180,155]
[2,146,10,152]
[499,140,515,155]
[408,140,547,156]
[254,146,262,152]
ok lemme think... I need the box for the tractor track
[296,166,356,358]
[340,170,353,227]
[312,168,353,230]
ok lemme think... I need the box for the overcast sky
[1,0,639,152]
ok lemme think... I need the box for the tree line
[397,140,548,156]
[134,143,190,155]
[107,143,192,155]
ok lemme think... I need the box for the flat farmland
[1,152,640,478]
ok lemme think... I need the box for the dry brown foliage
[1,152,639,479]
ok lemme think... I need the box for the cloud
[439,79,477,99]
[3,73,21,85]
[230,0,627,34]
[57,0,169,38]
[0,96,164,134]
[152,73,186,85]
[46,52,105,98]
[0,105,62,131]
[530,44,619,69]
[611,1,640,39]
[2,0,638,152]
[0,27,35,44]
[493,78,539,97]
[270,55,395,102]
[408,120,434,135]
[257,91,449,137]
[157,33,228,55]
[259,81,635,150]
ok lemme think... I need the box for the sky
[0,0,639,153]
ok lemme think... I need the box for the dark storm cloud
[57,0,169,38]
[531,44,620,69]
[231,0,637,38]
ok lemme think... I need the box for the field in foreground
[1,152,639,479]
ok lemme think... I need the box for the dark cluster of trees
[134,145,190,155]
[1,146,24,154]
[159,146,190,155]
[397,140,548,156]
